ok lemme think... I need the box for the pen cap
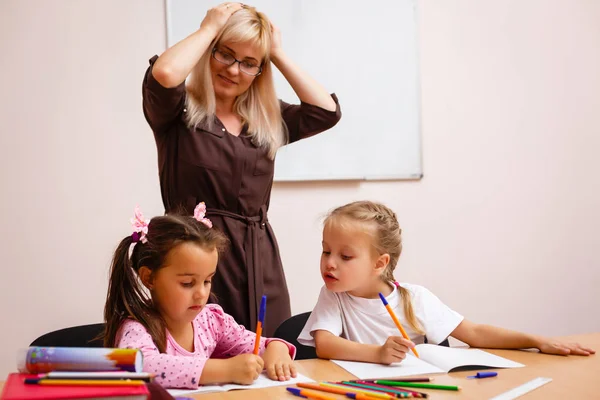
[258,295,267,323]
[378,292,389,306]
[286,387,307,398]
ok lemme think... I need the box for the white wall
[1,0,599,379]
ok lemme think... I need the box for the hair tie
[130,205,150,243]
[193,202,213,228]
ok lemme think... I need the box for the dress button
[222,128,226,132]
[183,108,187,113]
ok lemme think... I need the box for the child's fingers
[569,346,591,356]
[265,364,277,380]
[281,363,291,380]
[276,363,285,381]
[256,355,265,370]
[289,363,298,378]
[390,336,415,348]
[390,349,407,361]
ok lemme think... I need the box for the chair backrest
[30,323,106,348]
[424,336,450,347]
[273,312,317,360]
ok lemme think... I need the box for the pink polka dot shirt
[115,304,296,388]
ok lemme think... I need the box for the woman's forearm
[153,26,217,88]
[270,50,337,111]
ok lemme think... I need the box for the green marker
[374,380,461,391]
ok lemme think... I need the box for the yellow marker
[24,378,146,386]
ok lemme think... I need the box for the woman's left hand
[262,340,297,381]
[269,22,283,59]
[537,338,595,356]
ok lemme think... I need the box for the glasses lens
[214,50,234,65]
[240,63,261,76]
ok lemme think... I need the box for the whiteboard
[166,0,422,181]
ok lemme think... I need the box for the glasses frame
[211,48,263,77]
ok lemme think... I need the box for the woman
[142,2,341,335]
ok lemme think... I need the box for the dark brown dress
[142,56,341,336]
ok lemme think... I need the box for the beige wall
[1,0,599,379]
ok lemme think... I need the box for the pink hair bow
[131,205,150,243]
[194,202,213,228]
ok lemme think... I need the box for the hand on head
[201,3,245,36]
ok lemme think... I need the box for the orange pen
[378,292,420,358]
[253,295,267,355]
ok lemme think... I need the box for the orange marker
[298,382,395,399]
[378,292,419,358]
[253,295,267,355]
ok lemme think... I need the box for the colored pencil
[349,377,432,383]
[253,295,267,355]
[375,380,461,391]
[298,383,395,399]
[319,382,399,399]
[337,381,418,398]
[354,381,428,398]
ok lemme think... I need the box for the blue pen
[287,387,336,399]
[467,371,498,379]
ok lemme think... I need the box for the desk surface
[1,333,597,399]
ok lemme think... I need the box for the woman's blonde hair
[185,6,286,159]
[324,201,425,334]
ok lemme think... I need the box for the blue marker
[467,371,498,379]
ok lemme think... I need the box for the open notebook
[167,372,313,396]
[333,344,524,379]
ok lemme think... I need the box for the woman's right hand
[200,2,244,37]
[377,336,414,365]
[226,353,265,385]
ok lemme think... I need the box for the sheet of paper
[167,372,313,396]
[416,344,525,372]
[332,355,445,380]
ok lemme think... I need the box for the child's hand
[262,340,297,381]
[378,336,415,365]
[226,354,264,385]
[537,338,595,356]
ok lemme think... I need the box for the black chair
[30,323,106,348]
[273,312,317,360]
[425,336,450,347]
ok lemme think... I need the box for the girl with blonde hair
[299,201,594,364]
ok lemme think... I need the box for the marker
[253,295,267,355]
[374,380,461,391]
[467,371,498,379]
[378,292,419,358]
[287,387,336,400]
[299,382,395,399]
[24,378,146,386]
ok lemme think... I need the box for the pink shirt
[115,304,296,389]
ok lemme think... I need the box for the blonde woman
[143,2,341,336]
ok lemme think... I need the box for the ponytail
[397,284,425,335]
[101,236,167,352]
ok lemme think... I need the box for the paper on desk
[167,372,313,396]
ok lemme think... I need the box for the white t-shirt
[298,283,464,347]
